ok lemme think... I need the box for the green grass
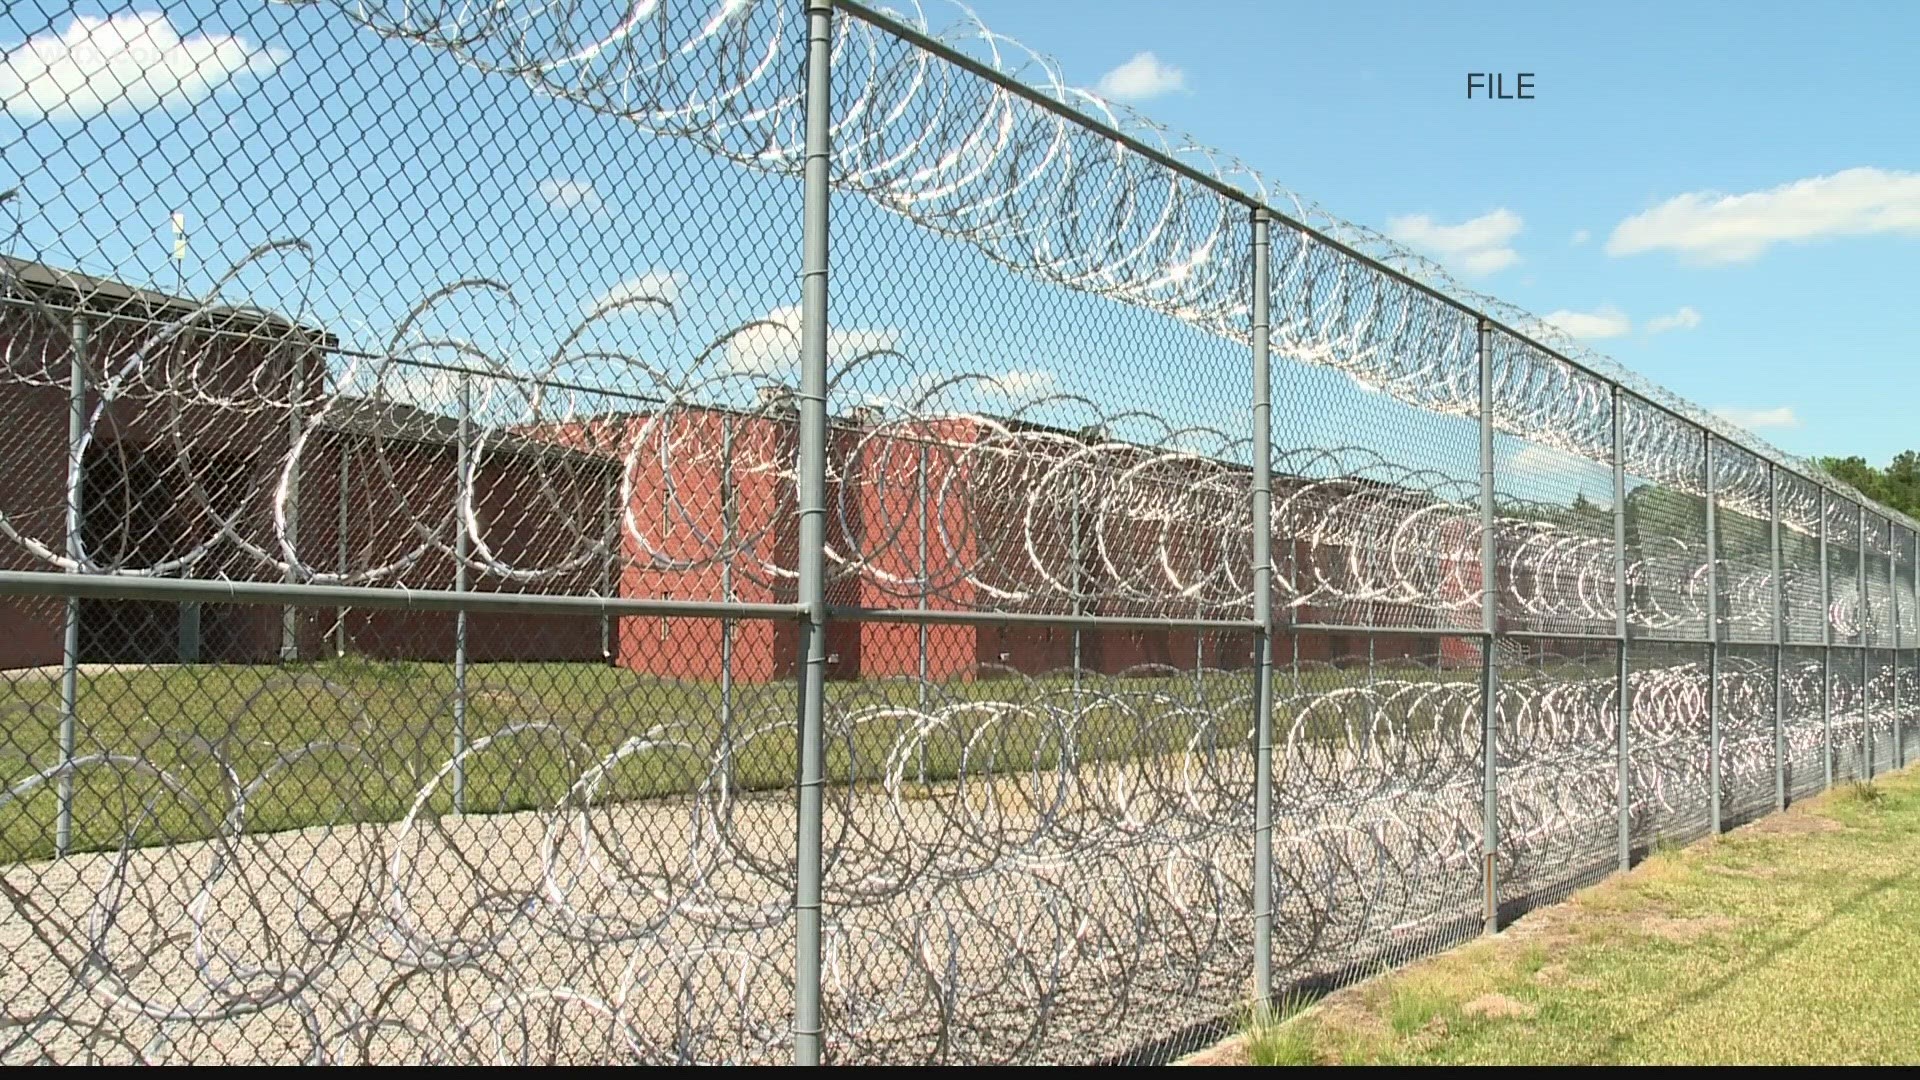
[1236,764,1920,1065]
[1241,991,1320,1066]
[0,654,1503,863]
[0,657,1270,861]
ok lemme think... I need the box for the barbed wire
[247,0,1909,525]
[3,653,1900,1063]
[5,272,1911,643]
[0,1,1915,1067]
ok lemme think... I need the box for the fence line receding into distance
[0,0,1913,1066]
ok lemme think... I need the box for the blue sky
[2,1,1913,475]
[957,0,1919,465]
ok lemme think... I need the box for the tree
[1817,452,1920,519]
[1885,452,1920,512]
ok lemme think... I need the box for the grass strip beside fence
[1213,767,1920,1066]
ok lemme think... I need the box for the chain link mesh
[0,0,1915,1065]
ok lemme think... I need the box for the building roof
[318,395,616,469]
[1,254,332,345]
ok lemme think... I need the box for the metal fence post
[722,413,736,744]
[1248,207,1277,1008]
[56,313,88,858]
[601,459,618,661]
[1195,595,1207,701]
[1770,463,1785,810]
[282,345,304,662]
[452,370,470,813]
[1611,385,1630,869]
[1860,512,1871,778]
[1896,520,1906,768]
[916,438,927,695]
[178,596,201,662]
[1071,471,1084,695]
[335,437,350,657]
[1883,516,1896,767]
[1704,434,1721,833]
[916,437,929,786]
[793,0,834,1063]
[1820,487,1833,789]
[1476,318,1500,936]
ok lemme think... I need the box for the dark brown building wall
[4,309,1467,680]
[0,296,616,668]
[306,427,614,664]
[0,369,70,668]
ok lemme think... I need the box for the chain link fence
[1,0,1915,1065]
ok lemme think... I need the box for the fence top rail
[0,568,803,621]
[828,0,1914,535]
[827,605,1259,631]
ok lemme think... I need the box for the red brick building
[0,258,610,669]
[2,260,1459,678]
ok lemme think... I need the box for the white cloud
[1713,406,1802,431]
[1,13,285,121]
[1539,305,1631,340]
[368,363,464,419]
[1571,228,1591,246]
[1095,52,1186,102]
[586,271,685,316]
[1645,305,1702,335]
[536,178,602,214]
[986,369,1057,397]
[725,304,900,375]
[1506,442,1586,477]
[1607,167,1920,263]
[1385,209,1523,276]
